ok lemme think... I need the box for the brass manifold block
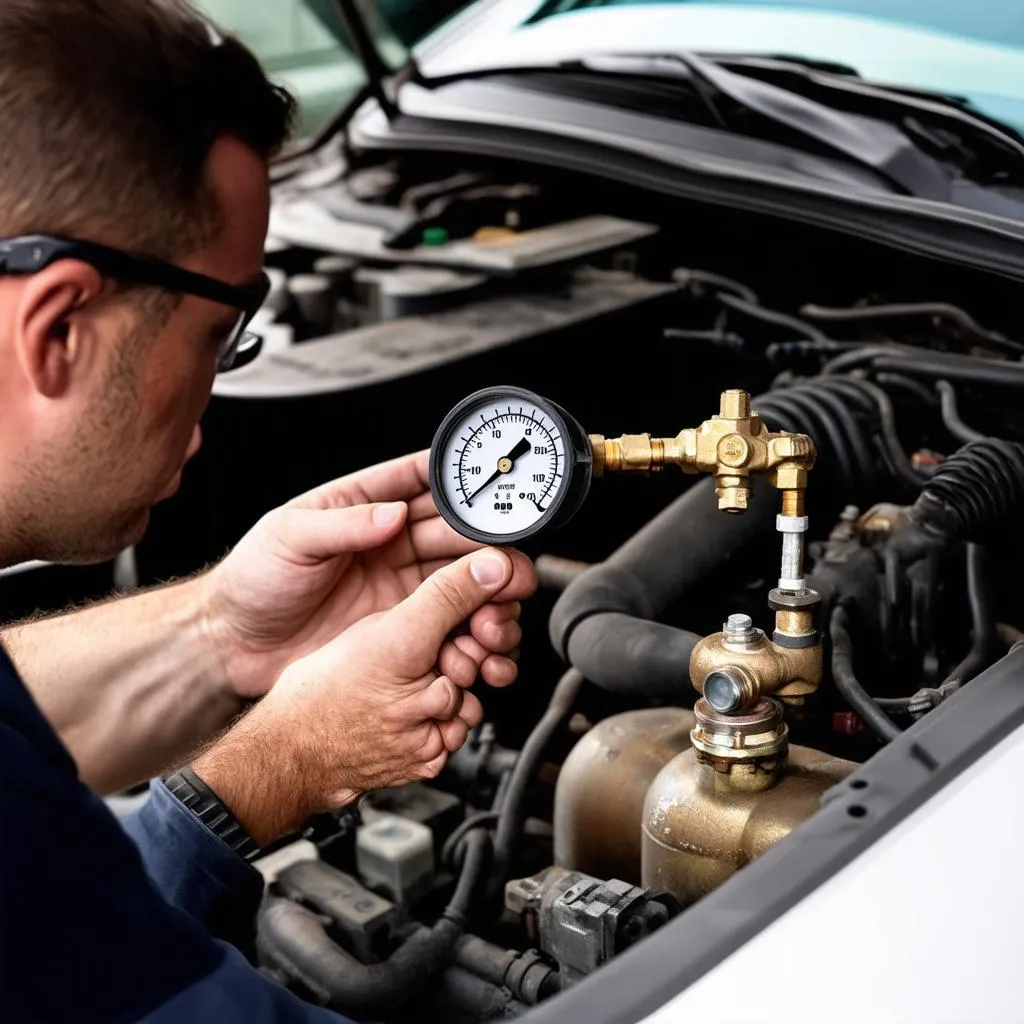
[690,606,822,710]
[589,389,815,513]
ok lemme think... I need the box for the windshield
[194,1,468,136]
[419,0,1024,134]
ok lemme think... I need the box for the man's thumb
[391,549,513,644]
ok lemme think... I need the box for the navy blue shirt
[0,640,346,1022]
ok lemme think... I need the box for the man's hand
[201,451,530,699]
[193,548,531,846]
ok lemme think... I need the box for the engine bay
[131,147,1024,1020]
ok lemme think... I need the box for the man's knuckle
[431,575,469,617]
[418,755,446,780]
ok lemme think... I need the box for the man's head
[0,0,295,565]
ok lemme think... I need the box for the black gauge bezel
[429,385,592,546]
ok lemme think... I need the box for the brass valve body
[588,389,815,513]
[642,735,854,905]
[554,708,697,887]
[690,608,821,708]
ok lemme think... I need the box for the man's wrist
[191,707,362,848]
[192,716,310,848]
[164,765,262,861]
[193,569,292,704]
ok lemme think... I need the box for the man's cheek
[185,424,203,461]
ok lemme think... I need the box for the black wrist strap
[164,765,261,862]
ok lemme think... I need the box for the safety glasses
[0,235,269,372]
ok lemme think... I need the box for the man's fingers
[437,641,479,689]
[389,549,515,647]
[266,503,408,563]
[469,603,522,654]
[418,748,449,780]
[438,716,470,753]
[291,451,430,510]
[458,690,484,731]
[439,692,484,752]
[452,632,489,669]
[410,515,484,561]
[417,676,464,721]
[408,490,442,522]
[480,654,519,689]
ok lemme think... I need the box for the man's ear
[13,260,107,398]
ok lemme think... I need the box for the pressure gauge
[429,386,593,544]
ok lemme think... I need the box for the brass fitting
[690,697,789,780]
[588,389,815,513]
[690,609,821,709]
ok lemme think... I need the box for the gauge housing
[429,385,593,545]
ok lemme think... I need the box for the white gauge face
[439,399,568,539]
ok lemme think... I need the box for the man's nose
[186,425,203,461]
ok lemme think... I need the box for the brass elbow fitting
[588,390,816,514]
[690,606,821,710]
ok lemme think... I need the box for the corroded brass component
[588,390,815,513]
[642,701,855,905]
[689,698,788,775]
[554,708,696,886]
[775,608,811,636]
[690,617,821,707]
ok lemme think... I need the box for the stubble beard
[8,318,151,565]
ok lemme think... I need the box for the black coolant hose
[256,830,490,1015]
[830,605,902,743]
[550,385,877,696]
[550,476,776,697]
[904,438,1024,545]
[487,669,584,900]
[942,543,1001,686]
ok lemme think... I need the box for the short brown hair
[0,0,296,260]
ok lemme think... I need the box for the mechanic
[0,2,537,1020]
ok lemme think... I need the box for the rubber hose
[872,355,1024,389]
[454,935,560,1003]
[792,385,876,486]
[800,301,1023,357]
[830,606,902,743]
[549,477,777,691]
[752,399,801,433]
[909,438,1024,542]
[826,377,928,491]
[822,343,1024,389]
[488,669,584,898]
[936,381,986,445]
[433,964,530,1018]
[565,614,701,699]
[256,830,490,1014]
[942,543,1000,686]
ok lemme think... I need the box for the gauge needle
[464,436,531,505]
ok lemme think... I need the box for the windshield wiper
[704,53,1024,185]
[569,52,955,198]
[420,51,1024,198]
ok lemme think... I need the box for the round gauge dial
[429,386,593,544]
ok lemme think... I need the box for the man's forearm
[2,577,243,794]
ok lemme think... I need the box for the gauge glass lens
[439,399,567,538]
